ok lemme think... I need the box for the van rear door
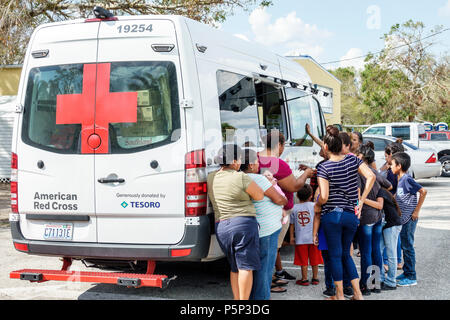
[94,19,186,244]
[16,22,99,242]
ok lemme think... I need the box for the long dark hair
[323,125,342,154]
[381,187,402,216]
[214,144,243,167]
[240,149,258,172]
[262,129,285,150]
[357,142,375,164]
[385,140,405,155]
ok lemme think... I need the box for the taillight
[185,150,207,217]
[171,248,192,257]
[425,153,437,163]
[13,242,28,252]
[11,152,18,213]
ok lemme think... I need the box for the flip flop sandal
[311,278,320,285]
[270,286,287,293]
[295,279,310,286]
[272,279,288,286]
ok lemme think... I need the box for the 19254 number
[117,24,153,33]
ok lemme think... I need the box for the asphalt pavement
[0,177,449,300]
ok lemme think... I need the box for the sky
[218,0,450,70]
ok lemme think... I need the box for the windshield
[403,141,418,150]
[22,61,180,154]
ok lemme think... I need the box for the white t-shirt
[290,202,315,245]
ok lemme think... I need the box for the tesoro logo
[121,201,160,208]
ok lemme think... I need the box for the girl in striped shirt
[313,126,376,300]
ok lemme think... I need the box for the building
[0,65,21,182]
[288,55,342,126]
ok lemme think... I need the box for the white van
[9,11,327,285]
[362,122,426,148]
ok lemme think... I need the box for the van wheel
[441,156,450,177]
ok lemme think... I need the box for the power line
[319,27,450,66]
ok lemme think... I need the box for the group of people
[207,125,427,300]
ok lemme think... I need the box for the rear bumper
[10,215,212,262]
[412,163,442,179]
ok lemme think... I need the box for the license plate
[43,223,73,240]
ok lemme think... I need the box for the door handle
[98,178,125,184]
[312,151,318,155]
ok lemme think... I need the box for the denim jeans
[400,218,418,280]
[321,250,352,289]
[358,220,383,288]
[383,234,402,264]
[380,225,402,287]
[321,209,359,282]
[250,228,281,300]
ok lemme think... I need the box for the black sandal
[270,285,287,293]
[272,279,288,286]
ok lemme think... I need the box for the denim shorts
[215,216,261,272]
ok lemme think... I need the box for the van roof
[31,14,311,84]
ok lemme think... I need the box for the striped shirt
[396,174,422,225]
[247,173,283,237]
[316,154,363,215]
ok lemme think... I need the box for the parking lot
[0,177,449,300]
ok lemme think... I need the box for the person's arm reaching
[277,169,314,193]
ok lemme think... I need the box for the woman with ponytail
[313,126,376,300]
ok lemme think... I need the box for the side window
[367,138,388,152]
[312,97,325,140]
[392,126,410,140]
[365,126,386,135]
[217,70,260,147]
[285,88,313,146]
[255,82,287,138]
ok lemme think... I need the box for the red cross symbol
[56,63,137,154]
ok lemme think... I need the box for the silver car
[363,134,441,179]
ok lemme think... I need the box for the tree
[0,0,272,65]
[329,66,368,125]
[362,20,449,123]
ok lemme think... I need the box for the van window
[391,126,410,140]
[285,88,313,146]
[255,82,287,138]
[109,61,180,153]
[21,62,181,154]
[217,70,260,147]
[365,126,386,135]
[312,97,326,140]
[22,64,83,153]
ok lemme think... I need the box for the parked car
[363,134,441,179]
[363,122,426,148]
[420,131,450,177]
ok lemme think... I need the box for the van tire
[440,156,450,177]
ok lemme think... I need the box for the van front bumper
[10,215,212,262]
